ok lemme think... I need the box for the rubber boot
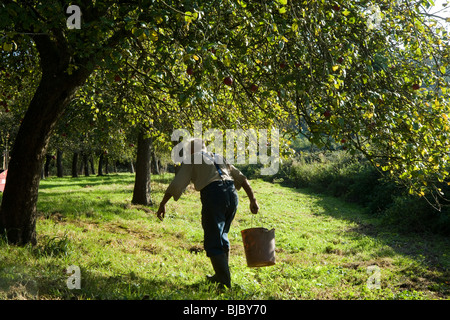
[206,253,231,288]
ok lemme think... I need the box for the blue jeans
[200,180,238,257]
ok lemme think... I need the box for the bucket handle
[251,207,266,228]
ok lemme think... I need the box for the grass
[0,172,449,300]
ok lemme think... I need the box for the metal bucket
[241,227,276,268]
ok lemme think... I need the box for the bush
[235,162,264,180]
[278,151,394,210]
[381,196,450,234]
[284,151,355,192]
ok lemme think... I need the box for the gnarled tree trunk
[0,35,91,245]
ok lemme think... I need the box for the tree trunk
[72,152,79,178]
[0,21,118,244]
[131,131,153,206]
[56,149,63,177]
[3,143,9,170]
[151,151,160,175]
[0,72,89,245]
[89,155,95,175]
[44,154,52,178]
[104,155,109,174]
[83,153,89,177]
[78,158,83,175]
[97,152,104,176]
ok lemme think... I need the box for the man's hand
[250,199,259,214]
[242,179,259,214]
[156,204,166,221]
[156,192,172,221]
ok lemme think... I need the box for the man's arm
[241,179,259,214]
[156,192,172,221]
[156,163,192,221]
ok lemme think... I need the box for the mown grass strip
[0,173,448,300]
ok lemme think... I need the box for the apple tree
[1,0,449,247]
[0,0,168,244]
[190,0,450,209]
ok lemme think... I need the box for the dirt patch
[101,222,156,240]
[343,257,394,270]
[346,223,378,237]
[188,245,203,254]
[122,202,155,215]
[142,244,160,254]
[38,211,66,222]
[324,246,344,255]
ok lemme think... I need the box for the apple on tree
[223,77,233,86]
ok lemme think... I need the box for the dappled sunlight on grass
[0,173,448,300]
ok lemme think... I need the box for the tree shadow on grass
[0,253,177,300]
[38,173,174,191]
[1,243,243,300]
[286,186,450,298]
[38,174,135,190]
